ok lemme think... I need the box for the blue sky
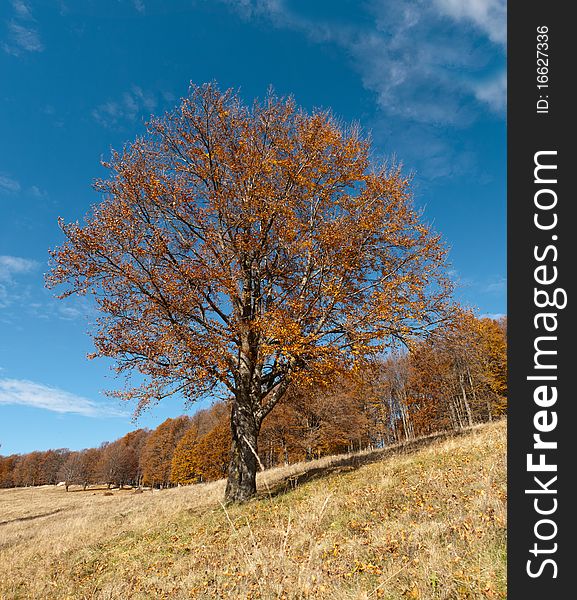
[0,0,506,456]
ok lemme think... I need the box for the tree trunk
[458,372,474,427]
[451,395,463,429]
[225,401,260,503]
[486,398,494,422]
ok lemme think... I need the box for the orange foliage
[172,418,231,483]
[140,417,190,487]
[170,404,230,484]
[47,83,454,501]
[0,315,506,489]
[406,312,508,435]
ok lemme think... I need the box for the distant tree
[171,404,227,484]
[116,428,151,487]
[478,317,507,417]
[57,452,84,491]
[279,377,371,460]
[258,401,300,467]
[97,441,138,488]
[259,369,382,466]
[41,449,70,485]
[79,447,102,489]
[407,340,455,434]
[188,419,232,481]
[174,418,231,483]
[12,451,45,487]
[170,428,202,485]
[0,455,18,488]
[48,83,454,501]
[140,417,190,487]
[359,358,406,447]
[403,312,508,435]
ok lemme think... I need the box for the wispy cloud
[0,255,39,282]
[433,0,506,46]
[219,0,506,121]
[132,0,146,14]
[0,174,21,194]
[483,276,507,294]
[472,70,507,114]
[2,1,44,56]
[6,22,43,53]
[30,185,49,200]
[0,378,127,417]
[11,0,32,19]
[0,255,39,311]
[0,174,50,199]
[0,255,93,321]
[92,86,158,128]
[216,0,505,182]
[31,293,96,322]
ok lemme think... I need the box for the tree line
[1,313,506,491]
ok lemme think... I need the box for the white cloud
[132,0,146,14]
[0,174,21,194]
[92,86,159,128]
[0,378,127,417]
[433,0,506,46]
[30,185,49,199]
[218,0,506,124]
[0,175,48,198]
[349,0,507,124]
[473,70,507,113]
[2,1,44,56]
[483,276,507,294]
[0,255,39,311]
[222,0,282,20]
[0,257,94,320]
[11,0,32,19]
[0,255,39,282]
[32,294,96,322]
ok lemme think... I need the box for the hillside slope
[0,419,506,599]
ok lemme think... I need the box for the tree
[258,400,301,467]
[47,83,453,502]
[171,403,228,484]
[478,316,507,417]
[12,451,45,487]
[96,441,138,488]
[79,447,102,489]
[116,428,151,487]
[140,416,190,487]
[57,452,84,491]
[41,449,70,485]
[406,338,455,434]
[273,376,372,461]
[172,411,231,484]
[402,312,508,435]
[0,455,18,488]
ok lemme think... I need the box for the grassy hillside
[0,419,506,599]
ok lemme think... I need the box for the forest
[1,312,506,491]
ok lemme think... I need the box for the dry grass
[0,420,506,599]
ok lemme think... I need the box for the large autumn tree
[48,83,453,502]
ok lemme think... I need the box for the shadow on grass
[258,426,478,500]
[0,508,64,527]
[66,486,141,494]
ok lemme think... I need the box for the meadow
[0,420,506,599]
